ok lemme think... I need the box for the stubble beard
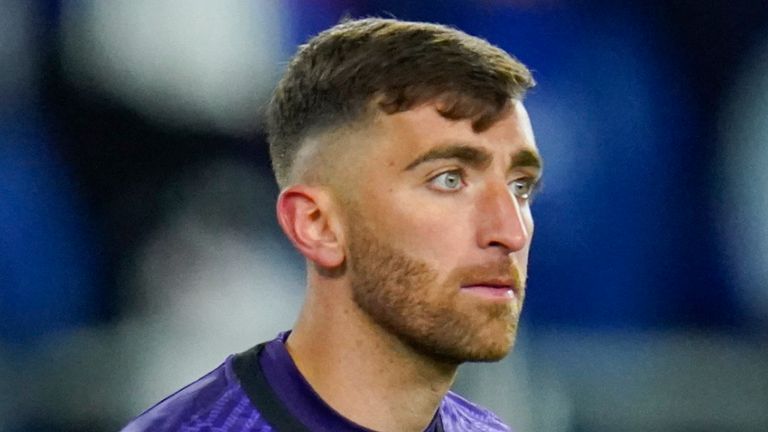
[347,221,524,365]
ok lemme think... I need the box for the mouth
[460,281,518,300]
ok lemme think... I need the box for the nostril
[488,240,510,250]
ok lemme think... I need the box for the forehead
[363,100,538,165]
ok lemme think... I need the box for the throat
[286,315,457,432]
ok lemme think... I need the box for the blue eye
[430,171,464,191]
[509,179,536,200]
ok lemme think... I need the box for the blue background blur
[2,1,767,431]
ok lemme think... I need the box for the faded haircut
[266,17,535,188]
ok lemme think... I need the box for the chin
[429,342,513,365]
[412,326,518,365]
[462,336,516,363]
[467,344,514,363]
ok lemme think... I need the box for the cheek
[371,199,471,265]
[401,197,472,234]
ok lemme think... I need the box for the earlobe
[276,186,345,269]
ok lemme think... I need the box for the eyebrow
[404,144,490,171]
[404,143,543,174]
[509,149,543,171]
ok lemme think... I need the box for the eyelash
[428,170,539,200]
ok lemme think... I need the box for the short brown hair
[266,18,534,188]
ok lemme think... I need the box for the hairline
[282,94,529,191]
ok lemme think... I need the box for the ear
[276,185,345,269]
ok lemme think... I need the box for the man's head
[269,18,541,364]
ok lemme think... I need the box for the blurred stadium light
[60,0,287,134]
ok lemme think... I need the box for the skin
[276,99,541,432]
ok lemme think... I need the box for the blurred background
[1,0,767,431]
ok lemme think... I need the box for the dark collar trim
[233,343,312,432]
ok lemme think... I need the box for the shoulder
[121,356,273,432]
[440,391,512,432]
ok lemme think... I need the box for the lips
[462,282,512,288]
[460,280,518,300]
[454,261,524,301]
[461,279,516,290]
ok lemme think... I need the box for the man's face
[340,100,542,364]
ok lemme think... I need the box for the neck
[286,277,458,432]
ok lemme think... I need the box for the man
[123,17,542,432]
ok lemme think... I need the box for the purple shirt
[121,332,511,431]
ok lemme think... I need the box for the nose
[476,182,532,253]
